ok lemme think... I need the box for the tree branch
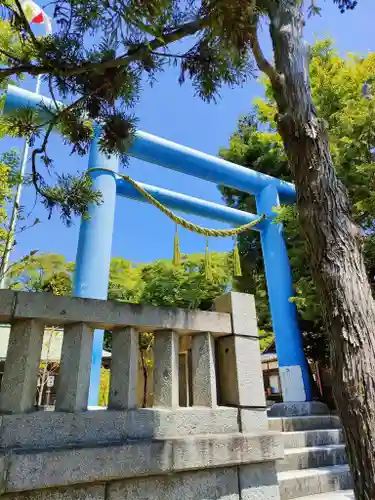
[249,23,279,86]
[0,64,49,79]
[0,48,23,63]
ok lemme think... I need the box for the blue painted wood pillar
[256,185,312,401]
[73,127,119,406]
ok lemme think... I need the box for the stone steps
[269,402,352,500]
[283,429,344,449]
[295,491,353,500]
[278,465,352,500]
[278,445,347,472]
[269,415,341,432]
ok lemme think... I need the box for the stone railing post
[55,323,94,412]
[214,292,267,432]
[153,330,179,407]
[0,319,44,413]
[108,327,138,410]
[191,332,217,407]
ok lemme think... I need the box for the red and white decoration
[20,0,52,34]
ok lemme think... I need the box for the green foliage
[259,330,274,352]
[98,367,110,406]
[10,251,233,310]
[10,251,236,356]
[41,173,102,226]
[140,253,232,310]
[220,41,375,365]
[8,253,74,291]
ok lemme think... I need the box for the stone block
[0,408,240,449]
[55,323,93,412]
[0,290,16,322]
[5,440,173,492]
[240,462,280,500]
[268,402,329,417]
[217,336,265,407]
[240,408,268,433]
[3,433,283,493]
[0,411,128,450]
[109,327,138,410]
[172,433,283,471]
[0,484,105,500]
[191,332,217,407]
[153,330,179,408]
[214,292,258,337]
[0,320,44,414]
[108,467,239,500]
[172,407,239,436]
[13,291,231,335]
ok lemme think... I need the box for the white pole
[0,75,42,288]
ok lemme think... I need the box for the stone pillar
[153,330,179,408]
[214,292,267,432]
[191,332,217,407]
[0,319,44,413]
[108,327,138,410]
[55,323,93,412]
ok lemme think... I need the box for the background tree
[220,41,375,367]
[8,252,74,291]
[37,327,60,407]
[12,251,236,406]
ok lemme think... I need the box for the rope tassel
[173,224,181,266]
[233,239,242,277]
[205,239,213,280]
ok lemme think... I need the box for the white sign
[279,365,306,402]
[46,375,55,388]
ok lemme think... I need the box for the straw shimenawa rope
[87,168,265,237]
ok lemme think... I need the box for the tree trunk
[266,1,375,497]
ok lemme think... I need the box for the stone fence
[0,289,283,500]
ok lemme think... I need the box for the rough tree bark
[257,1,375,496]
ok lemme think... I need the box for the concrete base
[0,433,283,493]
[268,402,329,417]
[0,462,281,500]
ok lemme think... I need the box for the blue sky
[1,0,375,265]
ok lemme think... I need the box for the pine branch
[0,17,207,81]
[62,17,208,77]
[13,0,40,48]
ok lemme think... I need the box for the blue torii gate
[3,85,312,404]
